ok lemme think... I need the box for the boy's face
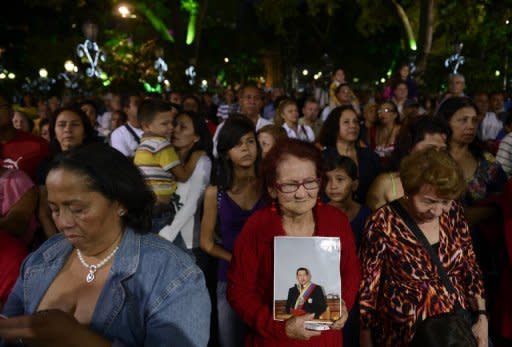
[142,111,175,139]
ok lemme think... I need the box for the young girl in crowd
[274,99,315,142]
[324,154,371,250]
[257,124,287,158]
[200,115,267,347]
[324,153,371,347]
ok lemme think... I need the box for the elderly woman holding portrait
[0,143,210,347]
[227,138,361,346]
[359,148,487,347]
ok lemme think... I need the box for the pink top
[0,169,37,245]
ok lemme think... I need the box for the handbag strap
[389,200,457,295]
[124,124,141,144]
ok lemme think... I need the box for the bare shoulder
[203,185,218,202]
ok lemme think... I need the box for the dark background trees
[0,0,510,98]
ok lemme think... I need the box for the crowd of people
[0,65,511,347]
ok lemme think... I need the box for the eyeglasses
[377,108,396,114]
[275,178,321,193]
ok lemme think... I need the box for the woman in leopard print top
[359,149,487,347]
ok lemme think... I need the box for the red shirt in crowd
[0,233,28,304]
[227,204,361,347]
[0,130,49,181]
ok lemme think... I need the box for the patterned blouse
[462,152,507,206]
[359,201,484,346]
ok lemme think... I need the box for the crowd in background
[1,64,512,347]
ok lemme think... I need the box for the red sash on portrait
[291,283,317,316]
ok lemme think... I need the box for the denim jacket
[1,228,211,347]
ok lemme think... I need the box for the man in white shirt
[110,92,143,158]
[299,98,323,138]
[448,73,466,97]
[474,91,503,141]
[213,84,271,156]
[490,92,506,116]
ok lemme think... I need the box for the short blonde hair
[400,148,465,199]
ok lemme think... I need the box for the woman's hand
[0,309,110,347]
[285,313,321,340]
[472,315,488,347]
[330,299,349,330]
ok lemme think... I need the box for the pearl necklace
[76,246,119,283]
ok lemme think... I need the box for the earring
[271,200,277,212]
[118,209,126,216]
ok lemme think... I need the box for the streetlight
[117,4,136,19]
[59,60,81,90]
[64,60,75,73]
[302,69,309,76]
[224,57,229,63]
[39,68,48,79]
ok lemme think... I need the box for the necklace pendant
[86,271,95,283]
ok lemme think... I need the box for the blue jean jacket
[1,228,211,347]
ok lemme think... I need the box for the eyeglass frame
[274,178,321,193]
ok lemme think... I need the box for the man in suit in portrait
[285,267,327,319]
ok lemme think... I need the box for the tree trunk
[415,0,435,78]
[391,0,416,51]
[194,0,209,72]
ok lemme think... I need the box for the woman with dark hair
[227,138,361,346]
[370,101,401,168]
[159,111,213,253]
[80,99,105,138]
[47,106,96,155]
[37,106,99,238]
[0,143,210,346]
[318,105,381,204]
[360,148,487,347]
[366,116,450,210]
[436,97,507,219]
[383,63,419,101]
[200,115,266,347]
[437,97,508,339]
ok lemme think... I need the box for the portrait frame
[273,236,341,327]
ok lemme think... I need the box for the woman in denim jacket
[0,143,210,347]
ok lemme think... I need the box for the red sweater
[227,204,361,347]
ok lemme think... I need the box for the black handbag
[389,201,478,335]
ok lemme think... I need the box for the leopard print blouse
[359,201,484,346]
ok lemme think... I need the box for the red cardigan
[227,204,361,347]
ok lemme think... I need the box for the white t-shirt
[478,112,503,141]
[158,155,212,248]
[110,123,144,157]
[497,132,512,177]
[282,123,315,142]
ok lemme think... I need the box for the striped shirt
[134,136,180,202]
[497,132,512,177]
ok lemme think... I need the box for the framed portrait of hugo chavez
[273,236,341,330]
